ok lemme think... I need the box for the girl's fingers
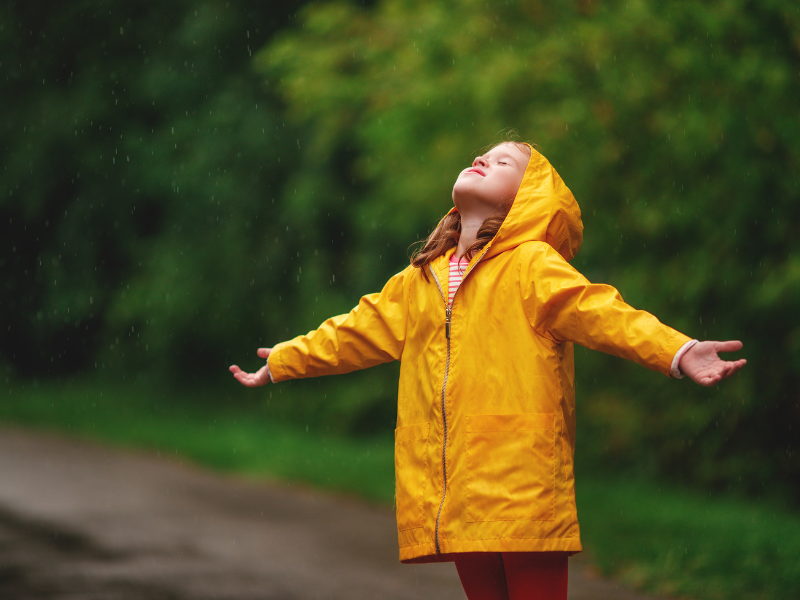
[715,340,744,354]
[230,364,270,387]
[230,351,273,387]
[717,359,746,381]
[235,373,258,387]
[729,359,747,375]
[231,366,255,385]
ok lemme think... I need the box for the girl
[230,139,746,600]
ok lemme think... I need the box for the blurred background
[2,1,799,598]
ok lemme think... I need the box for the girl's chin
[452,199,508,217]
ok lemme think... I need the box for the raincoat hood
[449,143,584,262]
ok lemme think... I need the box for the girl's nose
[473,156,487,167]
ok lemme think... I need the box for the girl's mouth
[466,168,485,177]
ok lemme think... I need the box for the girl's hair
[410,134,534,278]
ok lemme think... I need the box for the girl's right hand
[679,340,746,386]
[229,348,273,387]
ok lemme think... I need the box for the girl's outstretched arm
[232,266,411,385]
[522,244,692,376]
[679,340,747,386]
[229,347,272,387]
[521,244,746,380]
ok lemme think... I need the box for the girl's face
[452,142,529,214]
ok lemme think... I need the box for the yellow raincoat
[268,144,692,563]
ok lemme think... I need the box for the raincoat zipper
[428,246,489,554]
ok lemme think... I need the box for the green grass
[1,377,396,504]
[576,477,800,600]
[4,377,799,600]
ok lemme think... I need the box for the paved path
[0,427,663,599]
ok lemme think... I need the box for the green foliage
[1,1,305,377]
[578,476,800,600]
[255,0,800,498]
[2,0,799,502]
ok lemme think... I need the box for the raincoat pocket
[466,413,555,523]
[395,422,430,531]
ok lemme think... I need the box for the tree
[1,1,307,379]
[256,0,800,498]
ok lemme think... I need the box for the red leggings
[454,552,568,600]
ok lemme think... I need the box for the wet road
[0,427,663,599]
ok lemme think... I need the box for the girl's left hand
[229,348,273,387]
[679,340,747,386]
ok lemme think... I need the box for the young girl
[230,139,746,600]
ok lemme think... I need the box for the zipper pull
[445,306,452,339]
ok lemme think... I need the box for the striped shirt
[448,253,469,305]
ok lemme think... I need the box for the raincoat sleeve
[267,267,410,383]
[520,244,693,376]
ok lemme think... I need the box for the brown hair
[410,133,534,278]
